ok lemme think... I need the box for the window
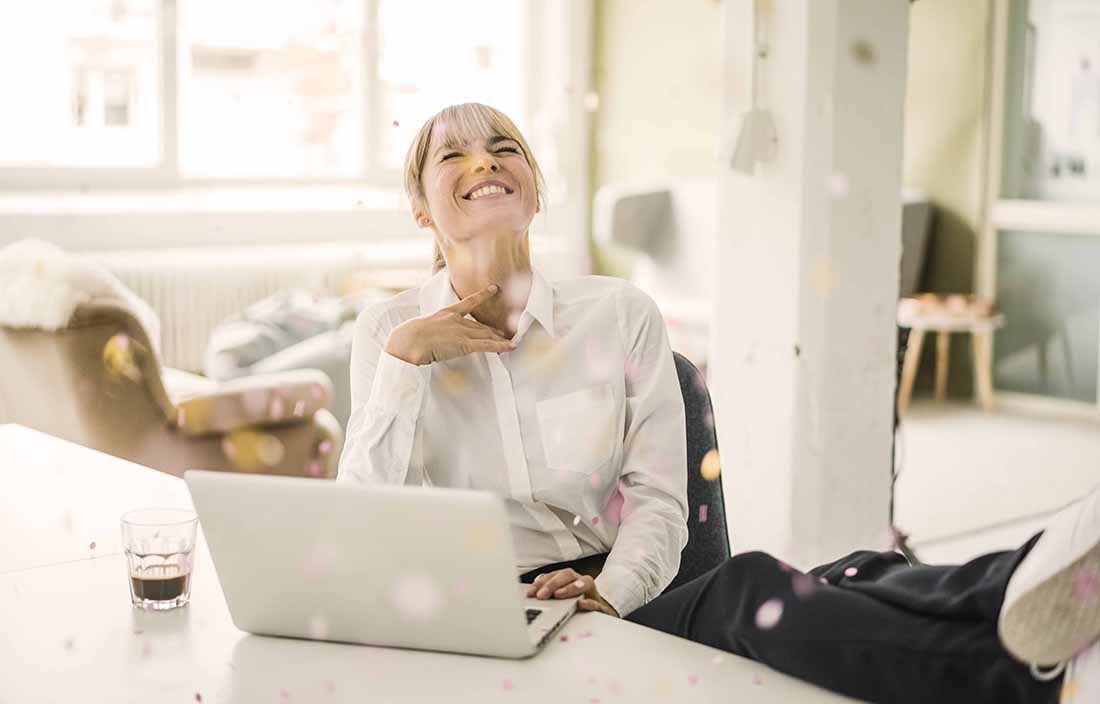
[0,0,539,185]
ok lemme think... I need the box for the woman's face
[417,121,539,245]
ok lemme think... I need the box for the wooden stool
[896,294,1005,414]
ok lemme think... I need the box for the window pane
[179,0,365,179]
[0,0,159,168]
[1002,0,1100,202]
[995,229,1100,403]
[377,0,527,171]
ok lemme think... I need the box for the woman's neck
[445,234,533,338]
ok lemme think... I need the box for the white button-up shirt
[336,266,688,617]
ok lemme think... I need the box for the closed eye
[495,147,520,155]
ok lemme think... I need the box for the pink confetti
[688,674,699,686]
[591,516,600,526]
[318,440,333,455]
[270,396,285,419]
[502,678,514,691]
[698,504,708,523]
[792,573,816,599]
[307,461,323,477]
[752,674,763,685]
[754,598,784,630]
[392,120,400,127]
[131,628,144,635]
[844,567,859,578]
[559,634,569,642]
[310,384,324,400]
[195,694,202,703]
[280,690,290,700]
[89,541,96,550]
[578,630,593,639]
[177,408,186,426]
[819,577,828,584]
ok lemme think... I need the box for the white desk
[0,424,857,703]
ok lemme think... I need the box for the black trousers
[520,535,1062,704]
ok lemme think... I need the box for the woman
[336,103,1098,704]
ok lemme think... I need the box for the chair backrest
[664,351,730,593]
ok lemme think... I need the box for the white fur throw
[0,238,162,356]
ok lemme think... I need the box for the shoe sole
[998,542,1100,666]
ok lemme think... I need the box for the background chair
[664,351,731,593]
[0,302,344,480]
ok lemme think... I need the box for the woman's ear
[412,203,432,229]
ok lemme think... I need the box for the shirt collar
[417,266,556,338]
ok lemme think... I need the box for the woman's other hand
[384,284,516,365]
[525,568,620,617]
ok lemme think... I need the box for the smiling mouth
[462,183,515,200]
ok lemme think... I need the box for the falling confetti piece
[280,690,289,700]
[755,598,784,630]
[502,678,514,691]
[307,461,323,477]
[752,674,763,685]
[195,694,202,702]
[820,577,829,584]
[177,408,186,426]
[688,675,699,686]
[591,516,600,526]
[392,120,400,127]
[89,541,96,550]
[559,635,569,642]
[700,449,721,480]
[131,628,144,635]
[318,440,333,455]
[698,504,708,523]
[1071,566,1100,604]
[792,573,817,599]
[844,567,859,578]
[391,573,444,623]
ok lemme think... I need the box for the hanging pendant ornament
[729,0,778,175]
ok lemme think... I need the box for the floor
[893,397,1100,565]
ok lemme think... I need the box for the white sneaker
[1057,640,1100,704]
[999,484,1100,666]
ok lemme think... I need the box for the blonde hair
[402,103,546,273]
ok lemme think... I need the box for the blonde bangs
[403,103,546,211]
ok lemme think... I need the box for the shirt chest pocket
[535,384,616,475]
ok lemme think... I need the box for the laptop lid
[184,470,539,658]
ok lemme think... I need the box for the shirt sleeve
[336,308,427,485]
[594,285,690,617]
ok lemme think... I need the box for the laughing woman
[337,103,1099,704]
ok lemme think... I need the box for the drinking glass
[121,509,198,610]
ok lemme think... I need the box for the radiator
[77,236,577,373]
[78,240,432,372]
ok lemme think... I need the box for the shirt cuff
[594,565,647,618]
[368,351,425,416]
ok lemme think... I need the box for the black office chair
[663,352,731,593]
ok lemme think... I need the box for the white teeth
[467,185,508,200]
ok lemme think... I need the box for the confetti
[89,541,96,550]
[195,694,202,702]
[501,678,514,691]
[559,634,569,642]
[572,515,581,527]
[844,567,859,578]
[293,400,306,417]
[574,579,585,588]
[131,628,144,635]
[752,674,763,685]
[578,630,593,639]
[591,516,600,526]
[829,172,850,198]
[688,675,699,686]
[307,460,323,477]
[391,573,443,623]
[280,690,290,700]
[698,504,708,523]
[1071,566,1100,604]
[792,573,816,599]
[310,383,324,400]
[820,577,829,584]
[392,120,400,127]
[269,395,285,419]
[754,598,784,630]
[700,449,721,480]
[177,408,186,426]
[318,440,333,456]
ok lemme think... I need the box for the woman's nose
[473,156,500,173]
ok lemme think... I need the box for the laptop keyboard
[525,608,542,625]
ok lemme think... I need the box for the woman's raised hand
[384,284,517,366]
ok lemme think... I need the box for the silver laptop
[184,470,578,659]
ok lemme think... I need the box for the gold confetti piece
[700,449,721,480]
[102,333,143,383]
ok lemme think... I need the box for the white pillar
[710,0,909,568]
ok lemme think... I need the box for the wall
[902,0,993,393]
[588,0,724,277]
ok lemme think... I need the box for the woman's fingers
[464,339,516,355]
[447,284,499,315]
[577,598,614,616]
[535,570,584,599]
[553,576,592,599]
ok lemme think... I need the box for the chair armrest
[172,369,334,437]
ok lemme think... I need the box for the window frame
[0,0,548,191]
